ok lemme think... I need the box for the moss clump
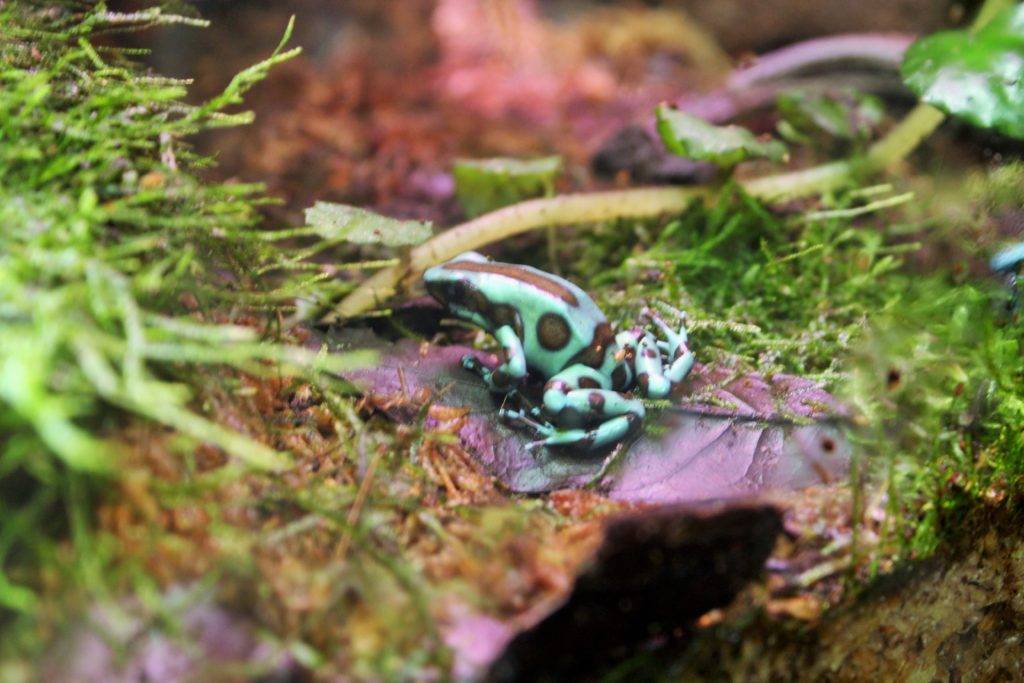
[0,1,368,634]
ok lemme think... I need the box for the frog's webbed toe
[666,348,695,385]
[499,407,548,432]
[461,354,484,374]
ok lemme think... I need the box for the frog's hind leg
[461,325,527,392]
[641,307,695,387]
[634,333,672,399]
[502,364,645,452]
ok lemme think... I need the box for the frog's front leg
[504,364,645,452]
[461,325,527,392]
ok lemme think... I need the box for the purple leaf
[339,338,850,505]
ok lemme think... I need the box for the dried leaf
[304,201,432,247]
[461,501,782,679]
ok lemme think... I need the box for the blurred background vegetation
[3,1,1024,680]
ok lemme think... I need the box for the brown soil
[677,507,1024,682]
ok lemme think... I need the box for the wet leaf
[304,201,432,247]
[338,337,850,505]
[655,104,787,168]
[901,4,1024,139]
[452,156,561,217]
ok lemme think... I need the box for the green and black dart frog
[424,252,695,452]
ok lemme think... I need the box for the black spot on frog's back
[537,312,571,351]
[570,322,615,368]
[467,286,492,315]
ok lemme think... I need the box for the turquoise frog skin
[424,252,695,452]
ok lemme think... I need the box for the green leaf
[901,4,1024,139]
[655,104,788,168]
[452,156,561,217]
[776,90,884,143]
[0,573,38,613]
[304,202,432,247]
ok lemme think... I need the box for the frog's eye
[424,277,446,303]
[491,304,515,327]
[491,304,523,337]
[467,287,491,314]
[439,279,465,303]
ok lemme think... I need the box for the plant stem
[742,102,946,202]
[866,103,946,169]
[973,0,1015,30]
[726,33,914,90]
[324,186,711,321]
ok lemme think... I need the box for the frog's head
[423,252,488,309]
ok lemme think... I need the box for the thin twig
[334,442,382,561]
[727,33,914,90]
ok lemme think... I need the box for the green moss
[0,0,368,643]
[575,185,905,380]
